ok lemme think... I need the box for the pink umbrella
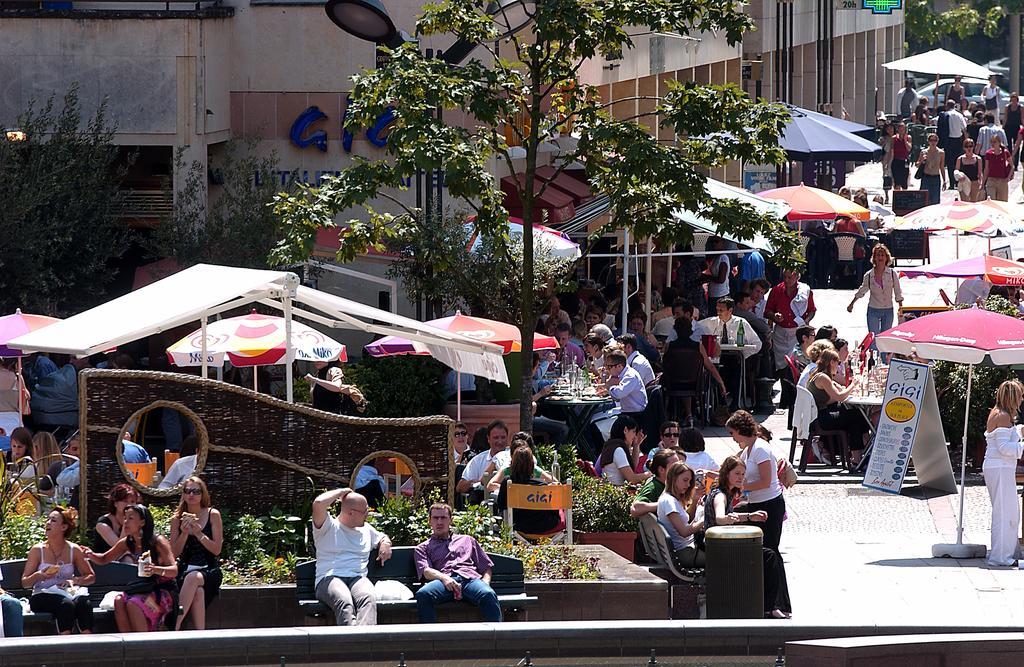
[899,255,1024,285]
[365,312,559,419]
[0,309,61,357]
[0,309,62,427]
[877,307,1024,558]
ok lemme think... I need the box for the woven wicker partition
[78,369,453,525]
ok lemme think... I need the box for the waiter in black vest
[306,361,367,416]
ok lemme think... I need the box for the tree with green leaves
[0,86,129,317]
[148,140,286,270]
[905,0,1003,46]
[386,207,577,323]
[271,0,800,429]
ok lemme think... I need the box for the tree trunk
[518,66,544,433]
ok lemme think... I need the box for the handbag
[777,458,799,489]
[914,163,925,180]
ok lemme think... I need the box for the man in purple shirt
[413,502,502,623]
[554,322,585,368]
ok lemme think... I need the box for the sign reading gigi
[288,102,396,154]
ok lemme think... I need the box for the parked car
[916,78,1009,113]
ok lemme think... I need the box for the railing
[118,188,173,223]
[0,0,225,13]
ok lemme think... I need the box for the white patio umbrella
[882,48,995,80]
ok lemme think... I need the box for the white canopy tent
[882,48,994,79]
[9,264,508,402]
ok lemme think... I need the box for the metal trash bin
[705,525,764,619]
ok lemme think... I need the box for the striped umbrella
[365,312,557,357]
[167,311,346,369]
[0,309,61,358]
[891,200,1014,237]
[758,184,871,221]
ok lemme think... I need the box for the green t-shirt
[502,465,545,482]
[634,477,665,504]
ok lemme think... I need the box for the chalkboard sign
[886,229,929,262]
[892,189,929,216]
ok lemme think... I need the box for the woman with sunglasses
[170,476,222,630]
[955,138,982,201]
[451,422,473,465]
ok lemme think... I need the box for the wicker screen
[79,369,453,524]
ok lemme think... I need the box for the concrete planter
[576,531,637,561]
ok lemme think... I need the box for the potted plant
[571,474,638,561]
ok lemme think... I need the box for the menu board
[862,360,956,495]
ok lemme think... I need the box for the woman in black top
[93,483,141,560]
[169,476,223,631]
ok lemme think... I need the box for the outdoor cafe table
[538,392,614,456]
[709,343,759,410]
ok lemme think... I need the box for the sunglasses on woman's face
[454,431,468,437]
[183,488,202,496]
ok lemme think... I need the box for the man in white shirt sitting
[159,435,198,489]
[699,297,762,410]
[311,487,393,626]
[616,333,655,386]
[665,299,711,345]
[456,421,511,495]
[598,349,648,421]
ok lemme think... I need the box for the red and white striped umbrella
[167,311,346,368]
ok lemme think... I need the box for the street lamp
[4,128,26,142]
[325,0,535,64]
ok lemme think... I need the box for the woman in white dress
[983,380,1024,567]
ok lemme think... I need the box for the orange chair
[503,483,573,545]
[164,449,180,472]
[125,461,157,486]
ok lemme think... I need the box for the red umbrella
[365,312,558,356]
[365,312,559,420]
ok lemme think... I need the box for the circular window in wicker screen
[350,451,422,508]
[117,401,209,498]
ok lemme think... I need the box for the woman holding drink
[84,504,178,632]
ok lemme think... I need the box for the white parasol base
[931,542,987,559]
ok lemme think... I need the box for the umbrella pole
[284,290,294,404]
[254,370,258,393]
[201,315,208,380]
[932,363,986,558]
[956,364,972,546]
[16,356,23,424]
[457,371,462,421]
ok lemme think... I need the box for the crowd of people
[888,75,1024,203]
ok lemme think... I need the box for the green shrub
[344,356,446,417]
[0,513,45,560]
[149,504,173,539]
[571,475,637,533]
[223,513,266,570]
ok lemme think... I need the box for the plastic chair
[502,482,573,545]
[830,233,864,288]
[691,232,712,255]
[164,449,180,472]
[125,461,157,486]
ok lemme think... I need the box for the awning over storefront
[534,166,593,204]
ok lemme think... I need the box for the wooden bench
[295,546,537,623]
[0,558,143,634]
